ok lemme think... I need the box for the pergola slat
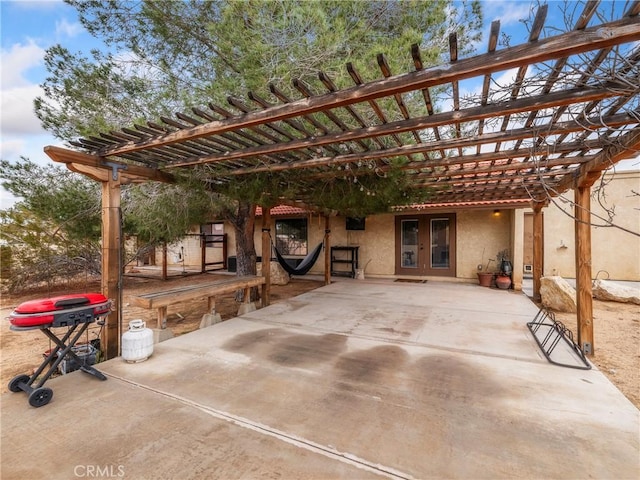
[161,86,630,169]
[48,10,638,207]
[219,112,634,182]
[411,44,445,159]
[89,16,640,160]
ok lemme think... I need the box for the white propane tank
[122,320,154,363]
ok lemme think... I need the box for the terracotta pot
[477,272,494,287]
[495,275,512,290]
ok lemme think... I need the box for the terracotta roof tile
[255,205,308,216]
[394,199,530,211]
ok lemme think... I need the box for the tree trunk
[230,201,259,302]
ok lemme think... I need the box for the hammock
[273,241,323,276]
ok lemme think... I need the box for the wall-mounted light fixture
[493,209,501,217]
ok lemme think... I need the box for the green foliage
[305,170,432,217]
[122,176,221,244]
[0,159,103,291]
[208,171,299,209]
[41,0,482,143]
[0,159,101,242]
[28,0,482,280]
[206,166,431,217]
[0,205,101,292]
[36,46,159,140]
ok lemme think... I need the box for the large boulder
[256,261,290,285]
[592,280,640,305]
[540,276,577,313]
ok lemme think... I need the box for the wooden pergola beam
[416,177,568,193]
[44,146,175,183]
[306,147,595,184]
[407,140,600,170]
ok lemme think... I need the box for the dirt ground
[1,274,638,409]
[0,273,323,395]
[555,300,640,408]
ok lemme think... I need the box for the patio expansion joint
[102,371,416,480]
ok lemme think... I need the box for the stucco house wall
[164,170,638,284]
[239,208,514,283]
[529,170,640,281]
[455,209,511,280]
[149,226,225,270]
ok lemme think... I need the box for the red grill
[8,293,111,408]
[10,293,111,328]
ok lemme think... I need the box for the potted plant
[477,258,495,287]
[495,249,512,290]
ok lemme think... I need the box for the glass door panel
[396,214,456,277]
[430,218,450,269]
[401,220,419,269]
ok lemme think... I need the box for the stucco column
[532,204,544,302]
[510,209,524,291]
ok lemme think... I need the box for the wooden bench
[130,275,266,329]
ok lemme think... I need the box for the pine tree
[35,0,483,280]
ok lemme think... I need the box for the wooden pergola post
[101,177,122,360]
[161,243,168,280]
[43,147,176,359]
[261,207,271,307]
[574,184,595,355]
[324,215,331,285]
[532,203,544,302]
[200,233,206,273]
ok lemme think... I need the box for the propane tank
[122,320,154,363]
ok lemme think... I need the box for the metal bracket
[104,161,128,181]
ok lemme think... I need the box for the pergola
[45,3,640,359]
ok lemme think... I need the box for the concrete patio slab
[2,280,638,480]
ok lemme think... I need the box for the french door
[395,214,456,277]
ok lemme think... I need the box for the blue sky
[0,0,637,207]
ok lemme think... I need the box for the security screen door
[395,214,456,276]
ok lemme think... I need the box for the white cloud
[484,1,533,29]
[0,41,45,88]
[0,132,62,164]
[0,138,29,159]
[0,132,64,208]
[1,84,46,135]
[55,18,83,38]
[0,189,18,209]
[467,1,533,53]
